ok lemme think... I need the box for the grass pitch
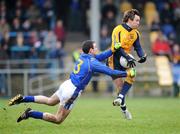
[0,96,180,134]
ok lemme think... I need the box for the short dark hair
[82,40,95,54]
[122,9,140,23]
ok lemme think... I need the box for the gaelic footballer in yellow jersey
[108,23,146,71]
[108,9,147,120]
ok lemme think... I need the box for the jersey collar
[81,53,94,58]
[122,23,132,32]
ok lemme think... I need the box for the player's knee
[114,79,123,88]
[125,77,135,84]
[47,99,56,106]
[55,117,64,124]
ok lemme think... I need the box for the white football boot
[122,109,132,120]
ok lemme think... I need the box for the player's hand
[127,58,136,68]
[114,42,121,50]
[111,42,121,52]
[138,54,147,63]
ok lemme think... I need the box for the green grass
[0,97,180,134]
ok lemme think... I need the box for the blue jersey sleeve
[133,34,145,57]
[91,60,127,77]
[95,49,112,61]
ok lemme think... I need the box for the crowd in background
[1,0,179,63]
[0,0,67,64]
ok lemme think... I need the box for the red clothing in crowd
[152,39,171,55]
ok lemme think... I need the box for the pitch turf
[0,96,180,134]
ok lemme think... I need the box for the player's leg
[43,105,71,124]
[34,93,60,106]
[113,68,136,106]
[113,80,133,120]
[113,78,124,93]
[112,78,128,116]
[8,93,60,106]
[113,69,136,120]
[17,79,77,124]
[113,77,135,106]
[17,105,71,124]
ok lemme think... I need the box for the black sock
[121,105,127,111]
[120,97,126,111]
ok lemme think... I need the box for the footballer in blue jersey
[8,40,136,125]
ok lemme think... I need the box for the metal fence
[0,57,159,97]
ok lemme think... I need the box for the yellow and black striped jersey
[111,24,140,54]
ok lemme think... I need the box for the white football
[119,54,135,68]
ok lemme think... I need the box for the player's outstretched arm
[95,42,121,61]
[91,60,127,77]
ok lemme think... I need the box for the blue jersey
[64,49,128,109]
[70,50,127,91]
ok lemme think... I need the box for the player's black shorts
[107,52,126,80]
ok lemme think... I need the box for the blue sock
[119,82,132,97]
[28,111,43,119]
[23,96,35,102]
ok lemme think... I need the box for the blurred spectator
[0,1,8,20]
[54,19,66,47]
[172,44,180,64]
[22,19,33,32]
[144,1,159,28]
[100,25,111,51]
[160,2,173,24]
[101,0,117,20]
[43,30,58,73]
[11,32,30,59]
[20,0,32,9]
[33,17,48,32]
[101,0,117,35]
[52,41,66,69]
[0,42,8,95]
[150,17,161,32]
[68,0,82,31]
[80,0,90,35]
[161,18,175,38]
[174,3,180,44]
[171,44,180,97]
[129,0,145,11]
[14,8,26,22]
[0,18,10,35]
[26,4,41,24]
[11,17,22,32]
[43,30,57,59]
[54,0,71,28]
[119,0,132,13]
[72,47,82,62]
[152,31,171,58]
[172,64,180,97]
[1,31,11,56]
[42,0,54,28]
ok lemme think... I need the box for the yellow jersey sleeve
[111,25,122,52]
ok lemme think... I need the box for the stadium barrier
[0,57,163,97]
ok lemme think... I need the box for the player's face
[129,15,140,29]
[91,43,98,55]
